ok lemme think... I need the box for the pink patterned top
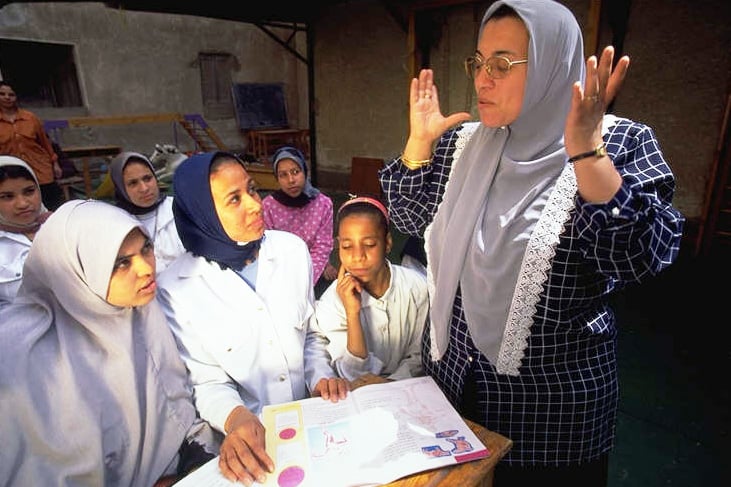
[262,192,334,284]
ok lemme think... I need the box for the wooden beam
[64,113,182,127]
[585,0,602,57]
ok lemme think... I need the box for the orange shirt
[0,109,58,184]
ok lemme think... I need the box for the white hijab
[0,200,207,486]
[426,0,584,363]
[0,155,50,232]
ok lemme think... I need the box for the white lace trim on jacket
[496,163,577,375]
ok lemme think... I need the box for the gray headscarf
[272,146,320,200]
[426,0,584,363]
[110,151,166,215]
[0,200,214,485]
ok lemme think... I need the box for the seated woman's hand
[218,406,274,486]
[312,377,349,402]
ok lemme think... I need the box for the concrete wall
[2,0,730,225]
[0,2,307,154]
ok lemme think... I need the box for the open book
[176,375,489,487]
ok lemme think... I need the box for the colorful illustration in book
[447,436,474,454]
[277,465,305,487]
[422,445,452,458]
[308,421,351,460]
[436,429,459,438]
[279,427,297,440]
[421,430,475,459]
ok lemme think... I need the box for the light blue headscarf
[426,0,584,363]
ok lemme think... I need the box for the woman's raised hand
[405,69,471,156]
[564,46,630,156]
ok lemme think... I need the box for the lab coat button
[278,374,287,382]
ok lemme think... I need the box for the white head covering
[0,155,50,231]
[426,0,584,362]
[0,200,213,485]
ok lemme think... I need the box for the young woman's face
[0,85,17,110]
[0,176,42,226]
[473,15,529,128]
[122,160,160,208]
[210,160,264,243]
[275,158,306,198]
[337,213,392,285]
[106,228,156,307]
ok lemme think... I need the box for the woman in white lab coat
[156,151,348,486]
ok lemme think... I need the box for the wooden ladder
[177,114,228,152]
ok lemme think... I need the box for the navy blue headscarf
[172,151,262,271]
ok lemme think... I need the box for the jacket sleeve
[157,285,245,433]
[574,119,685,283]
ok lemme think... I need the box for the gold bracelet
[401,154,432,170]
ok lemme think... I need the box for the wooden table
[244,162,279,191]
[350,374,512,487]
[247,128,309,163]
[62,145,122,197]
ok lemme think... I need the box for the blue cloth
[172,151,261,271]
[379,117,684,466]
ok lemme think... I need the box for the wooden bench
[61,145,122,197]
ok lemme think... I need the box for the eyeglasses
[464,55,528,80]
[276,167,302,179]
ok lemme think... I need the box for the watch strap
[567,142,607,163]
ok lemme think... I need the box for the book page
[262,376,488,487]
[177,376,489,487]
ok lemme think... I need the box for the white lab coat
[137,197,186,273]
[156,230,336,432]
[0,231,31,310]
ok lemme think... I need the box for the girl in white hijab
[0,199,219,486]
[0,155,52,309]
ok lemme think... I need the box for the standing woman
[262,146,337,296]
[0,155,52,310]
[0,81,64,210]
[379,0,684,485]
[157,151,348,486]
[0,200,219,486]
[109,151,186,272]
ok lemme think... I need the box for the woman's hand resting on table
[218,406,273,486]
